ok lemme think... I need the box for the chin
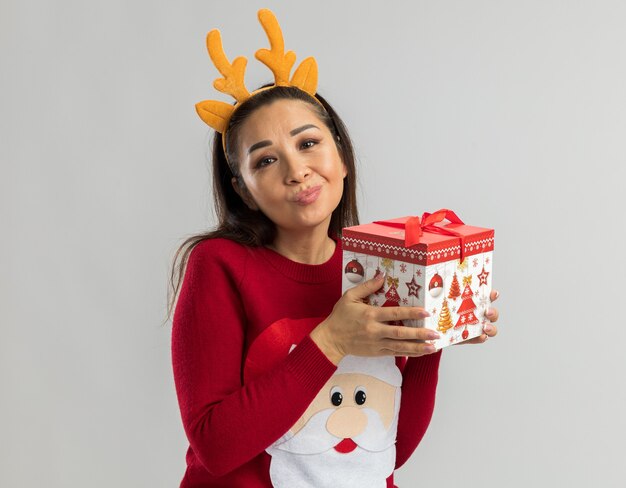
[288,216,334,234]
[277,209,336,232]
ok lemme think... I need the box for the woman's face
[232,99,347,236]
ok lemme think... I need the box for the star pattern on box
[399,263,407,273]
[473,258,478,268]
[477,267,489,286]
[416,269,422,277]
[402,298,408,305]
[405,275,422,298]
[485,256,490,264]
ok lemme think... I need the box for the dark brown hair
[165,85,359,322]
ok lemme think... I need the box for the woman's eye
[301,139,317,149]
[256,157,275,168]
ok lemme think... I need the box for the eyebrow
[290,123,320,136]
[247,124,321,155]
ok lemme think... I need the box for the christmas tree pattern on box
[342,215,494,349]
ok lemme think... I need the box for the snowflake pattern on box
[341,250,494,349]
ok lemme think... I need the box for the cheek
[320,154,346,181]
[290,390,330,435]
[364,386,397,430]
[243,176,278,203]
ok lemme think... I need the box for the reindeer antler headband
[195,8,324,157]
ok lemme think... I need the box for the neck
[269,223,336,265]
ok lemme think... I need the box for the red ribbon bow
[374,209,468,260]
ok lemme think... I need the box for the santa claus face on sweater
[266,364,401,488]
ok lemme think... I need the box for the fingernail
[425,344,436,353]
[428,331,440,340]
[421,310,431,318]
[483,324,493,333]
[486,308,495,317]
[494,290,500,299]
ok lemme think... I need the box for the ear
[342,162,348,179]
[231,177,259,211]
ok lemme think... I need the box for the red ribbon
[374,208,468,261]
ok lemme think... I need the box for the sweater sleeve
[171,242,337,477]
[394,350,442,469]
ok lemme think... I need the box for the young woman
[168,10,499,488]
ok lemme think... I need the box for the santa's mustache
[270,407,397,455]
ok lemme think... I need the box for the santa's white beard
[266,407,398,488]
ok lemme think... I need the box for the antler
[291,56,318,97]
[255,9,296,85]
[207,29,250,102]
[196,9,320,133]
[255,9,318,95]
[195,99,233,134]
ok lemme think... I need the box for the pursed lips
[293,185,322,202]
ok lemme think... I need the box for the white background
[2,1,625,486]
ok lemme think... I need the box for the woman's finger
[380,339,437,356]
[455,334,489,345]
[374,306,430,323]
[380,324,440,342]
[483,322,498,337]
[485,307,499,322]
[346,274,387,301]
[455,322,498,346]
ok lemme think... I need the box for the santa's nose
[326,406,367,439]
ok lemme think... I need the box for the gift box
[341,209,494,349]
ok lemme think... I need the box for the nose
[326,407,367,439]
[283,152,311,184]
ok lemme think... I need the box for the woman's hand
[456,289,500,345]
[310,274,439,365]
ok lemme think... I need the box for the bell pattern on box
[342,251,493,349]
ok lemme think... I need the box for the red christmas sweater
[171,237,441,487]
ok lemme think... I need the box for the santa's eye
[354,387,367,405]
[330,386,343,406]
